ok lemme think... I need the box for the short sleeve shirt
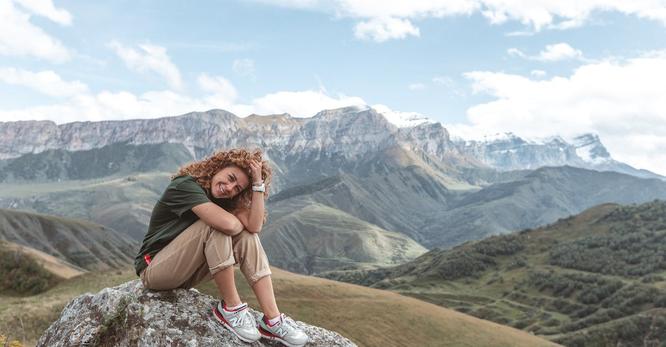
[134,175,213,276]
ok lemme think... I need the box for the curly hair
[173,148,272,222]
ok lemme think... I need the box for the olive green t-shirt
[134,175,216,276]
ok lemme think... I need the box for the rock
[37,280,356,347]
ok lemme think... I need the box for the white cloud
[248,90,366,117]
[536,43,583,61]
[108,41,183,90]
[334,0,479,19]
[408,82,426,91]
[354,17,420,42]
[0,67,365,122]
[252,0,323,10]
[432,75,467,96]
[509,43,584,62]
[530,69,547,77]
[454,51,666,175]
[0,0,72,62]
[0,89,215,123]
[197,73,238,107]
[507,47,526,59]
[13,0,72,25]
[432,76,454,86]
[256,1,666,41]
[232,58,256,79]
[505,30,535,37]
[0,67,88,97]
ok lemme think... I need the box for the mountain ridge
[1,106,660,180]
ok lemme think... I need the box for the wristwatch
[252,183,265,192]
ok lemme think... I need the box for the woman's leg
[231,230,309,346]
[213,265,242,307]
[141,220,235,291]
[231,230,277,317]
[251,276,280,319]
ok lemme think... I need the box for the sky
[1,0,666,175]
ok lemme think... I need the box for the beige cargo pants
[140,219,272,290]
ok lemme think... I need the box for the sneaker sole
[212,306,260,343]
[258,326,307,347]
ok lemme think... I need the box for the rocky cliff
[2,106,659,182]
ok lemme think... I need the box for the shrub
[0,242,58,295]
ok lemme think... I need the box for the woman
[134,148,308,347]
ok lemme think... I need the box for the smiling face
[210,165,250,199]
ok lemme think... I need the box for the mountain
[0,209,137,271]
[267,146,452,239]
[0,172,170,241]
[0,142,193,182]
[262,200,427,274]
[1,107,661,185]
[320,200,666,347]
[451,131,664,180]
[3,140,666,256]
[3,107,666,267]
[0,111,240,160]
[418,165,666,248]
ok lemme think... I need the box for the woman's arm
[234,189,264,233]
[238,159,266,233]
[192,202,244,236]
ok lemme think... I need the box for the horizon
[1,0,665,175]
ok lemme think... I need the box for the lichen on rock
[37,280,356,347]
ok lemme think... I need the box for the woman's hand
[249,159,263,184]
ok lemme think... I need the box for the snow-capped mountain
[571,133,611,164]
[447,130,662,180]
[372,104,436,128]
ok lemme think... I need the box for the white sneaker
[258,313,309,347]
[212,301,260,343]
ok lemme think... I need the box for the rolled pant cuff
[209,257,236,276]
[247,268,272,286]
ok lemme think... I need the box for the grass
[0,335,25,347]
[0,269,135,346]
[0,266,559,347]
[329,201,666,345]
[196,267,559,347]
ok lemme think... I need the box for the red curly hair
[173,148,272,222]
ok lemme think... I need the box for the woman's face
[210,165,250,199]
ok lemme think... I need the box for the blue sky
[1,0,666,175]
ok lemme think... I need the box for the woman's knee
[233,230,267,258]
[234,229,261,245]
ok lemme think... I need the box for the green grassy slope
[0,266,559,347]
[262,202,427,274]
[321,200,666,346]
[0,209,136,271]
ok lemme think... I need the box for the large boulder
[37,280,356,346]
